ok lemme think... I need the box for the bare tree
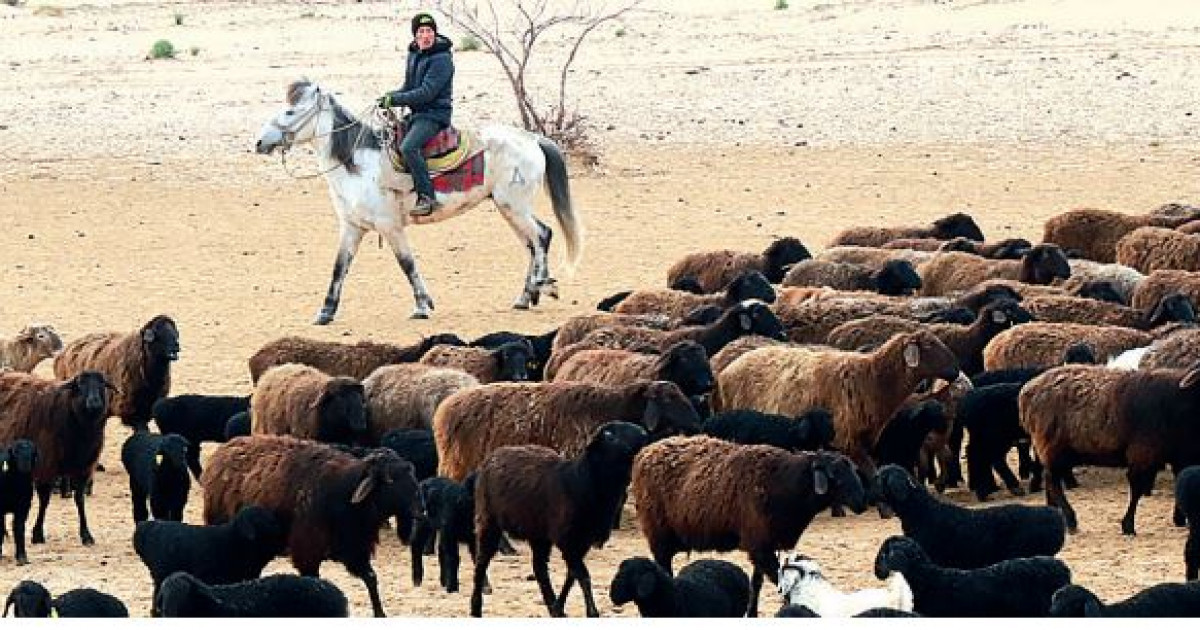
[432,0,641,153]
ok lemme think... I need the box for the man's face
[415,25,436,50]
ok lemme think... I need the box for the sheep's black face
[493,341,534,382]
[679,304,722,326]
[7,440,37,475]
[224,411,251,439]
[919,306,975,326]
[733,301,787,341]
[793,408,835,450]
[357,451,423,519]
[873,535,925,580]
[6,580,52,617]
[669,274,705,294]
[141,315,180,362]
[596,290,632,311]
[821,453,867,514]
[609,557,668,605]
[1149,293,1197,326]
[1025,245,1071,284]
[155,573,199,618]
[157,434,190,471]
[875,464,923,508]
[876,260,922,296]
[1062,342,1098,365]
[982,299,1034,331]
[992,238,1032,259]
[932,212,985,242]
[590,422,650,465]
[727,270,776,304]
[1074,281,1125,304]
[1048,585,1102,617]
[763,237,811,283]
[321,380,368,439]
[70,371,112,416]
[938,236,977,254]
[660,341,714,396]
[962,285,1023,312]
[643,382,702,436]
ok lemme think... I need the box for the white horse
[254,79,583,322]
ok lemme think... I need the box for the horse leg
[379,225,435,319]
[497,205,552,309]
[314,223,365,325]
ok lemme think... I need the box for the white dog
[777,552,914,617]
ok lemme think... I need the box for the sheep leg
[528,541,562,617]
[31,483,51,544]
[410,518,433,587]
[563,555,599,618]
[380,225,435,319]
[1120,467,1157,536]
[650,543,675,574]
[1046,463,1077,533]
[944,423,965,487]
[470,522,503,617]
[1017,440,1033,479]
[314,223,365,325]
[465,537,491,594]
[993,456,1025,497]
[1186,532,1199,581]
[73,476,94,546]
[359,567,386,618]
[438,527,462,593]
[1174,502,1188,528]
[12,503,29,565]
[130,479,149,523]
[747,549,780,618]
[186,450,203,480]
[965,442,999,502]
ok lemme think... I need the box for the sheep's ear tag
[903,343,920,368]
[155,453,163,466]
[142,328,156,343]
[351,475,376,504]
[813,467,829,495]
[991,310,1007,324]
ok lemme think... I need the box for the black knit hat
[412,12,437,36]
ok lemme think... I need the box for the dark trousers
[400,117,442,199]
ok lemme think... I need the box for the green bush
[459,35,481,52]
[615,27,626,37]
[173,12,183,25]
[774,0,788,8]
[189,46,200,56]
[150,39,176,59]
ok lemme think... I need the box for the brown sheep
[551,340,714,399]
[917,245,1071,297]
[716,331,966,477]
[780,259,922,296]
[362,363,479,441]
[250,364,367,445]
[817,245,937,268]
[1177,220,1200,235]
[1021,292,1195,330]
[828,212,985,248]
[630,436,867,616]
[551,313,673,354]
[613,270,776,320]
[247,333,464,383]
[1116,226,1200,274]
[665,237,811,293]
[0,371,113,547]
[433,380,701,481]
[0,325,63,373]
[709,335,788,375]
[1131,270,1200,312]
[52,315,179,429]
[1041,206,1200,263]
[983,323,1151,370]
[1140,329,1200,370]
[201,435,420,617]
[418,341,535,383]
[1019,364,1200,535]
[882,236,1032,260]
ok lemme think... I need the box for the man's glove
[377,94,392,108]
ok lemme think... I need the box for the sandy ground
[2,0,1200,618]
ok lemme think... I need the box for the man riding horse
[377,12,454,217]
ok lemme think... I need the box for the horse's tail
[538,136,583,274]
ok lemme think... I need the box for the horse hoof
[410,310,431,320]
[313,310,335,325]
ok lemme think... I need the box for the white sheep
[777,553,914,617]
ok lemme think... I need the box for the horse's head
[256,79,325,155]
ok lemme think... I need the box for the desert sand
[1,0,1199,618]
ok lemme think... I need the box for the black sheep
[668,275,707,294]
[0,439,37,564]
[410,474,478,593]
[875,465,1065,569]
[701,408,835,453]
[380,428,438,482]
[776,604,818,617]
[874,259,923,296]
[224,411,250,440]
[596,291,633,311]
[4,580,128,617]
[471,329,557,381]
[133,505,287,613]
[121,431,191,523]
[152,394,250,478]
[1174,465,1200,580]
[872,400,948,476]
[470,422,650,617]
[1050,583,1200,617]
[1074,281,1127,304]
[155,571,348,618]
[874,535,1070,617]
[918,307,977,325]
[609,556,750,618]
[957,383,1029,500]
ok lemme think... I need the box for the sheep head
[874,259,922,296]
[140,315,180,362]
[1048,584,1104,617]
[609,556,670,606]
[155,434,191,472]
[875,464,924,510]
[931,212,985,242]
[4,581,52,618]
[729,300,787,341]
[584,422,649,469]
[991,238,1033,259]
[350,449,422,521]
[15,324,63,357]
[777,552,826,599]
[679,304,722,326]
[762,237,811,283]
[638,381,701,437]
[1073,281,1125,304]
[873,535,927,580]
[658,341,714,397]
[791,408,835,451]
[313,377,368,441]
[981,299,1034,331]
[725,270,776,305]
[897,331,964,385]
[491,340,534,382]
[5,440,38,476]
[1021,244,1071,285]
[64,370,115,418]
[811,451,867,514]
[1146,292,1196,327]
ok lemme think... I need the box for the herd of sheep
[5,203,1200,616]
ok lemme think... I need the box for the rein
[275,94,383,180]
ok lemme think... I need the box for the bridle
[270,88,381,180]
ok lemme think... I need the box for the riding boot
[412,194,441,217]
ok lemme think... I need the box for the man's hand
[376,94,392,108]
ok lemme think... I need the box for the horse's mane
[287,79,380,174]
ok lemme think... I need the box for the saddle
[389,119,477,174]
